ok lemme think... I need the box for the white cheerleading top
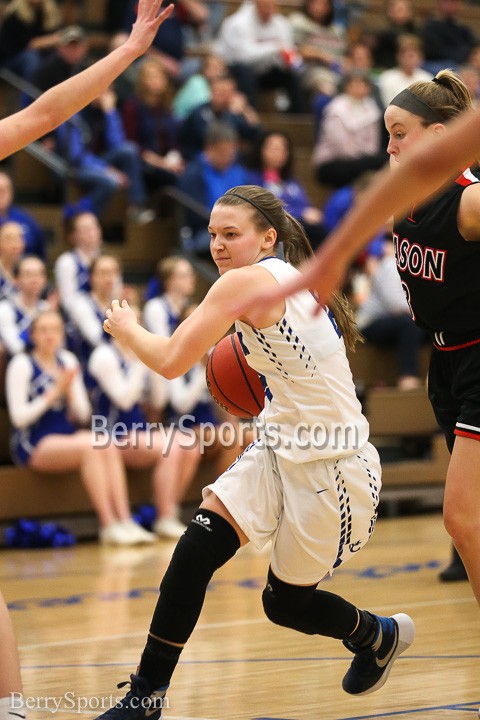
[235,257,369,462]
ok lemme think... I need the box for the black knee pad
[151,508,240,643]
[262,567,316,630]
[262,567,360,638]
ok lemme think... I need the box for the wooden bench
[346,344,448,512]
[0,407,214,543]
[0,463,210,523]
[347,343,432,391]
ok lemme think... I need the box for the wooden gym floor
[2,513,479,720]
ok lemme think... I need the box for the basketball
[206,333,265,417]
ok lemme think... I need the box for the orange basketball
[206,333,265,417]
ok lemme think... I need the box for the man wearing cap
[33,25,90,91]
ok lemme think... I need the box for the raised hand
[126,0,175,57]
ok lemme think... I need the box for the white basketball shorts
[203,439,381,585]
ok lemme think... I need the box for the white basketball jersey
[235,257,369,462]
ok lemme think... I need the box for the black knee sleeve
[262,567,316,631]
[150,509,240,643]
[262,567,358,638]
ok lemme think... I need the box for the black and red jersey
[393,169,480,344]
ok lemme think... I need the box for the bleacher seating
[0,0,461,536]
[347,344,447,512]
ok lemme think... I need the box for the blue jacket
[178,154,247,233]
[245,170,312,221]
[55,109,126,170]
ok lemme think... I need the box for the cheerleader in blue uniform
[0,222,26,402]
[68,254,122,382]
[6,309,155,547]
[89,314,200,539]
[0,221,25,302]
[54,211,103,314]
[0,256,50,356]
[143,256,196,336]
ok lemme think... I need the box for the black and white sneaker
[342,613,415,695]
[94,674,168,719]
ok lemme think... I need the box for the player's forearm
[35,44,138,135]
[123,323,173,378]
[1,43,140,159]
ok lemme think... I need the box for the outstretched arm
[0,0,173,160]
[103,266,283,378]
[234,107,480,310]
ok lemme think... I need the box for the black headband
[224,191,276,229]
[390,88,444,124]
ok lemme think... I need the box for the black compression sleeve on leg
[149,508,241,644]
[262,567,359,639]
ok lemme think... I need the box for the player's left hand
[126,0,174,58]
[104,298,138,340]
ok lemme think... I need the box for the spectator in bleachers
[313,71,386,189]
[289,0,346,102]
[458,64,480,106]
[33,25,89,91]
[345,40,375,76]
[67,254,121,379]
[0,255,52,357]
[6,308,155,545]
[123,0,209,81]
[377,35,432,109]
[467,40,480,74]
[216,0,304,113]
[321,170,383,236]
[50,92,151,221]
[108,31,144,107]
[143,255,196,334]
[422,0,477,74]
[104,0,132,33]
[0,0,61,82]
[88,309,200,540]
[372,0,419,69]
[341,40,384,110]
[0,222,26,400]
[54,211,102,316]
[245,130,325,248]
[179,74,262,161]
[122,57,185,194]
[356,240,426,391]
[173,53,227,121]
[0,222,25,302]
[0,171,46,259]
[177,122,247,257]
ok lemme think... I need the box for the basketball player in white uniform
[96,185,415,720]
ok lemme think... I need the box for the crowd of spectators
[0,0,478,532]
[0,0,477,227]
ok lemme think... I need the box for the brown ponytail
[216,185,363,350]
[407,68,473,123]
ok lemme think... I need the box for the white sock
[0,695,26,719]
